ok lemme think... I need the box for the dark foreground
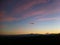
[1,34,60,44]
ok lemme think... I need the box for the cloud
[28,16,60,23]
[21,6,60,19]
[0,0,60,22]
[15,0,60,20]
[34,17,60,22]
[1,5,60,22]
[0,11,6,17]
[0,17,21,22]
[0,25,6,28]
[11,0,48,15]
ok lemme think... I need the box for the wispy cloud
[33,17,60,22]
[0,0,60,22]
[11,0,48,16]
[0,25,6,28]
[0,17,21,22]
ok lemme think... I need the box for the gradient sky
[0,0,60,35]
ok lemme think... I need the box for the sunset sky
[0,0,60,35]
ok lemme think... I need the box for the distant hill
[1,34,60,44]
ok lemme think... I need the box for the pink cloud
[35,17,60,22]
[22,1,60,19]
[10,0,60,19]
[0,25,6,28]
[12,0,48,15]
[0,17,21,22]
[0,11,6,17]
[1,7,60,22]
[14,0,60,20]
[1,0,60,22]
[28,17,60,23]
[0,11,6,22]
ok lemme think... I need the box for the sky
[0,0,60,35]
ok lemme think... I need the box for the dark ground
[0,34,60,45]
